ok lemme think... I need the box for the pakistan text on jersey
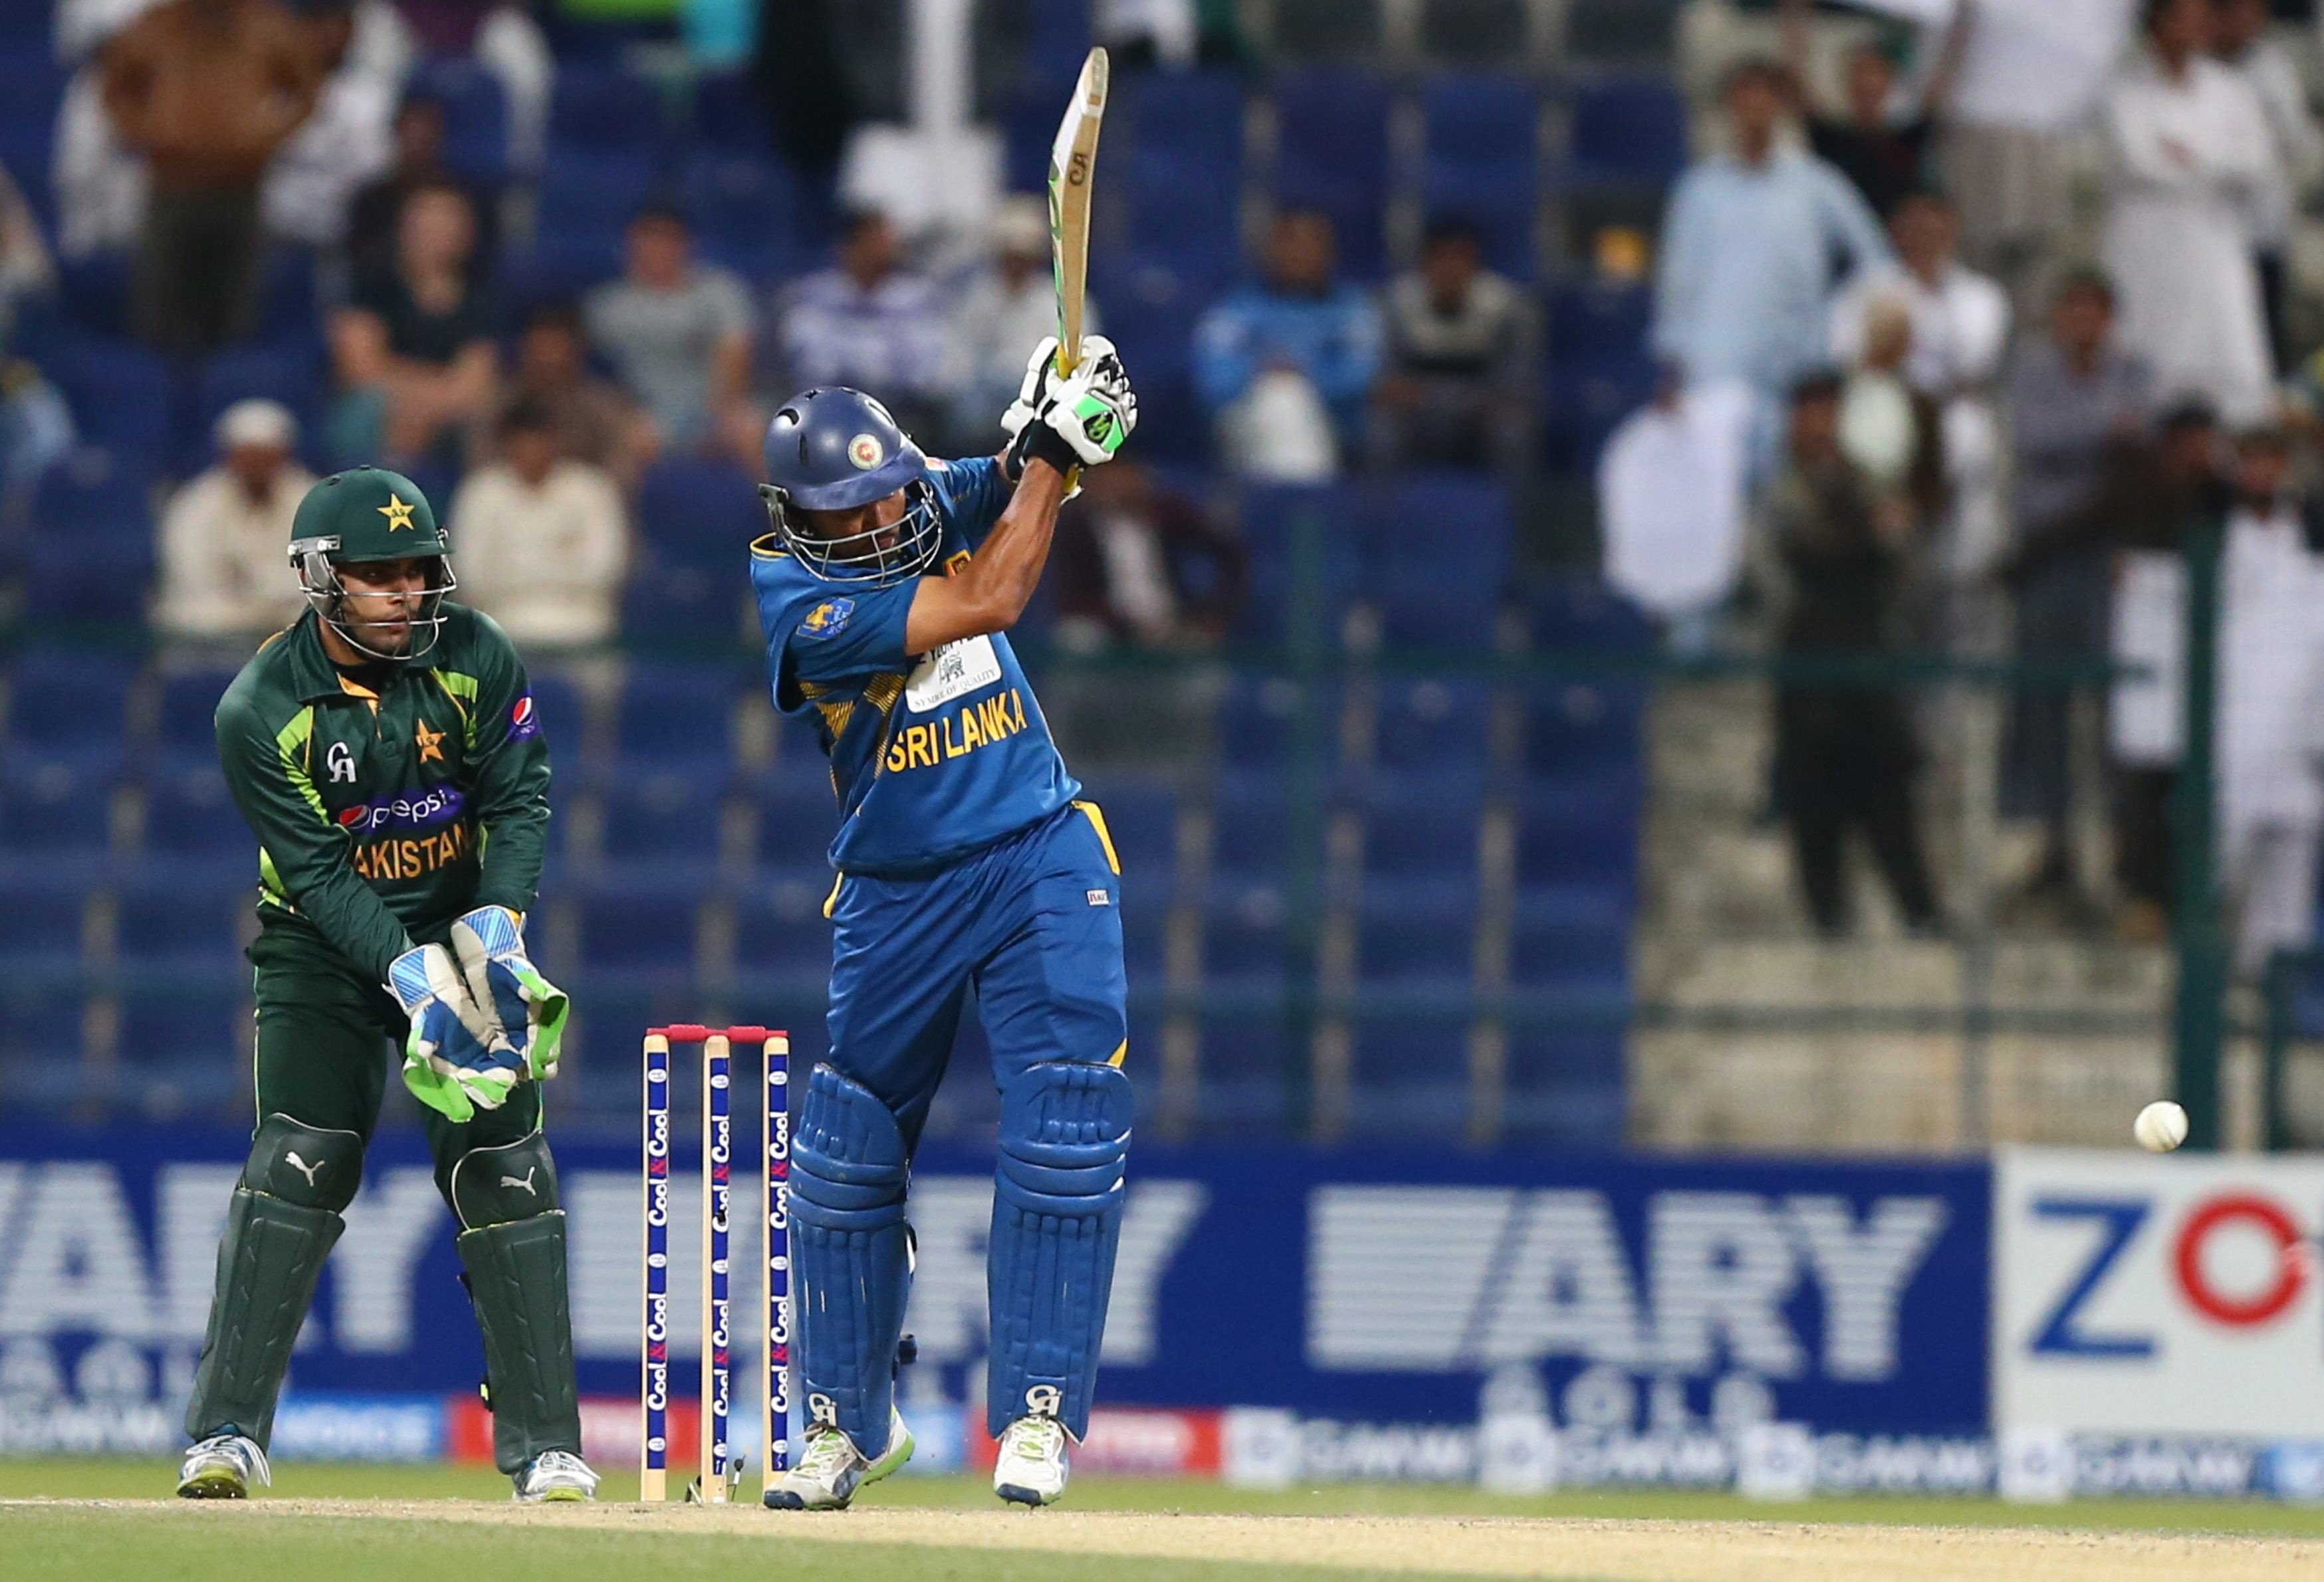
[883,688,1031,772]
[349,820,476,881]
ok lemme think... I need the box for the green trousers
[249,920,542,1189]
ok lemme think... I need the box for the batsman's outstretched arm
[904,459,1071,652]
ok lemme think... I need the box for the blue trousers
[825,800,1129,1145]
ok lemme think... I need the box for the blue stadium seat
[1214,674,1330,771]
[1272,70,1391,281]
[1355,770,1484,891]
[1422,76,1541,280]
[501,229,628,308]
[0,762,119,863]
[152,667,243,770]
[732,887,834,982]
[1084,253,1213,461]
[1076,779,1179,881]
[6,650,140,768]
[1372,678,1493,771]
[1209,773,1304,885]
[550,64,667,151]
[1500,1032,1627,1145]
[53,253,130,336]
[1201,881,1292,990]
[1125,159,1244,279]
[1523,679,1647,787]
[521,667,592,768]
[691,71,772,152]
[116,988,246,1112]
[115,872,248,974]
[685,152,816,283]
[412,60,510,183]
[1566,77,1689,186]
[1545,352,1660,475]
[21,531,154,622]
[1345,1026,1472,1138]
[621,545,752,644]
[613,661,741,775]
[141,764,253,868]
[636,457,766,565]
[1548,277,1653,364]
[574,875,702,988]
[194,338,328,470]
[0,873,93,975]
[29,458,148,541]
[1193,1017,1294,1132]
[536,146,661,239]
[1121,893,1169,984]
[1528,579,1656,652]
[596,772,725,875]
[755,764,840,873]
[1231,481,1361,645]
[0,993,86,1101]
[45,334,174,459]
[1509,899,1631,992]
[1515,782,1641,891]
[1126,70,1243,170]
[1355,889,1476,989]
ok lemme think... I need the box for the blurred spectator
[1833,299,1946,539]
[487,302,653,489]
[445,396,629,647]
[263,0,411,251]
[329,179,499,466]
[344,91,497,281]
[154,399,315,640]
[2077,403,2224,938]
[585,203,755,457]
[2214,425,2324,978]
[0,363,77,499]
[1193,209,1382,481]
[774,209,952,442]
[0,164,58,344]
[1829,191,2010,582]
[390,1,552,171]
[1763,370,1944,938]
[1052,459,1248,650]
[2102,0,2276,425]
[99,0,325,352]
[949,195,1094,452]
[1936,0,2135,314]
[2212,0,2323,369]
[1599,364,1756,652]
[2000,270,2152,918]
[1369,218,1536,476]
[1653,60,1890,402]
[1779,0,1968,221]
[55,56,147,259]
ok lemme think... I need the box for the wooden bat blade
[1048,47,1109,376]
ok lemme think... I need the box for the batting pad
[790,1064,913,1454]
[987,1060,1133,1439]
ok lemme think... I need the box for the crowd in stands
[1603,0,2324,974]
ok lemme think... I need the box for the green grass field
[11,1461,2324,1581]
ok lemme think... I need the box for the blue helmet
[758,388,942,586]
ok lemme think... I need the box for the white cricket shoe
[513,1449,601,1502]
[763,1407,915,1511]
[992,1413,1071,1506]
[177,1432,271,1500]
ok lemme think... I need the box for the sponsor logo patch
[848,433,884,470]
[334,784,467,836]
[797,598,856,640]
[508,692,540,743]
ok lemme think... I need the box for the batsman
[176,467,595,1503]
[752,334,1137,1510]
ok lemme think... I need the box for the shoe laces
[529,1450,595,1486]
[194,1433,271,1486]
[1006,1415,1066,1462]
[796,1424,860,1478]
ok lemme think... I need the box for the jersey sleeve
[459,614,553,916]
[929,455,1012,551]
[753,555,917,711]
[216,695,415,984]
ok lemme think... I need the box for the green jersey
[215,603,553,984]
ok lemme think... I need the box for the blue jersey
[750,455,1079,876]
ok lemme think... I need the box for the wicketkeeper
[177,467,594,1502]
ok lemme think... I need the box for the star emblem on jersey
[413,719,446,763]
[847,433,883,470]
[378,493,418,530]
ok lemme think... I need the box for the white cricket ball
[2135,1100,2189,1153]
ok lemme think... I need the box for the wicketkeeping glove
[449,905,570,1083]
[388,941,522,1123]
[1010,338,1135,475]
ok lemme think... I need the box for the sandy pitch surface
[15,1500,2324,1581]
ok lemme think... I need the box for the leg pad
[457,1212,583,1474]
[790,1064,913,1454]
[987,1061,1132,1439]
[184,1186,342,1449]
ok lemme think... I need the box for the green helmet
[288,467,458,660]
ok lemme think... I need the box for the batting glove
[1012,341,1135,475]
[1002,334,1123,437]
[449,905,570,1083]
[388,941,521,1123]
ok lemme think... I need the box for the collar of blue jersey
[273,607,443,702]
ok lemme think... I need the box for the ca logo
[326,740,356,784]
[808,1393,838,1426]
[1025,1384,1063,1416]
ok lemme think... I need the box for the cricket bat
[1048,47,1109,378]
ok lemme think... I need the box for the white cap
[215,398,296,453]
[992,194,1048,259]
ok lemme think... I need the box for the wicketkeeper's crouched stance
[753,340,1138,1510]
[177,468,593,1502]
